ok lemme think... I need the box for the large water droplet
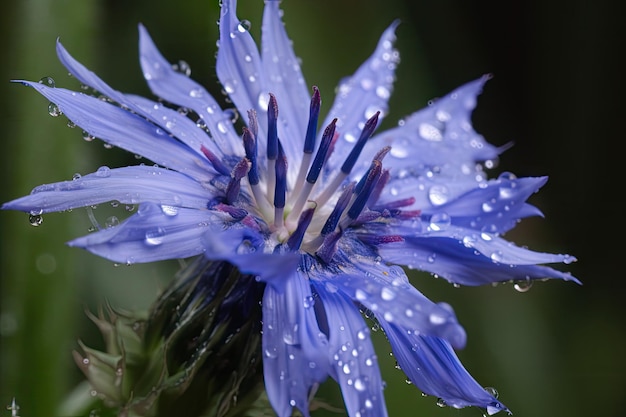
[429,212,451,231]
[513,279,533,293]
[39,76,55,87]
[95,166,111,178]
[145,228,165,246]
[237,19,251,32]
[161,205,179,216]
[419,122,443,141]
[428,185,449,206]
[354,378,366,391]
[29,214,43,226]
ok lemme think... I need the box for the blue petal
[322,22,399,182]
[375,225,580,286]
[15,81,211,180]
[216,0,270,156]
[312,253,467,349]
[381,323,509,414]
[261,0,311,165]
[418,176,549,234]
[312,283,388,417]
[2,165,212,214]
[137,24,241,156]
[68,203,218,263]
[200,224,301,285]
[56,40,227,158]
[262,271,329,417]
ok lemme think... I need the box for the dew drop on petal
[513,279,533,293]
[95,166,111,178]
[38,76,55,87]
[419,122,443,141]
[29,214,43,226]
[161,205,179,216]
[428,185,449,206]
[145,228,165,246]
[429,212,451,231]
[105,216,119,228]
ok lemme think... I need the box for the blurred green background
[0,0,622,416]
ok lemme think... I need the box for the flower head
[3,0,578,416]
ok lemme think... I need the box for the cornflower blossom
[3,0,579,416]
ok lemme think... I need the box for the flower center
[202,87,412,259]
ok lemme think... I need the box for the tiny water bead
[28,214,43,226]
[38,76,55,87]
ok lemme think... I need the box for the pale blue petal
[313,284,388,417]
[57,40,227,157]
[2,165,212,214]
[216,0,269,154]
[68,203,218,263]
[315,252,467,349]
[322,22,399,181]
[262,271,329,417]
[375,225,579,286]
[137,24,241,155]
[420,176,549,234]
[15,81,211,180]
[381,324,509,414]
[200,224,301,284]
[261,0,311,165]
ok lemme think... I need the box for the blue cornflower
[3,0,579,416]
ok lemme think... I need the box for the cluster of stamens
[202,87,418,261]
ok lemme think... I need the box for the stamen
[286,204,316,250]
[293,87,322,195]
[226,158,251,204]
[266,93,279,203]
[273,141,287,229]
[200,145,230,176]
[344,160,382,225]
[243,126,272,216]
[316,229,343,263]
[287,119,337,224]
[320,182,354,236]
[214,203,248,220]
[315,111,380,208]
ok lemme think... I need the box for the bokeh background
[0,0,622,416]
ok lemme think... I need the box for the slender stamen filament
[287,119,337,226]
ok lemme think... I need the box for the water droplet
[380,287,396,301]
[48,102,61,117]
[145,228,165,246]
[258,92,270,110]
[172,60,191,76]
[237,19,251,32]
[72,173,82,181]
[105,216,119,228]
[484,386,499,398]
[189,88,204,98]
[81,131,94,142]
[342,363,351,375]
[95,166,111,178]
[354,378,366,391]
[428,185,449,206]
[376,86,390,99]
[436,398,447,408]
[38,76,55,87]
[490,251,503,263]
[283,324,298,345]
[429,212,451,231]
[28,214,43,226]
[303,295,314,308]
[161,205,179,216]
[419,122,443,141]
[429,312,446,325]
[264,347,278,358]
[513,279,533,293]
[355,289,367,301]
[389,144,408,159]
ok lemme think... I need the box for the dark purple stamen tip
[340,111,380,175]
[267,93,279,160]
[306,119,337,184]
[303,86,321,154]
[247,109,258,138]
[226,158,251,204]
[200,145,231,176]
[321,182,354,235]
[358,234,404,246]
[348,160,382,220]
[274,142,287,209]
[287,206,316,250]
[242,127,259,185]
